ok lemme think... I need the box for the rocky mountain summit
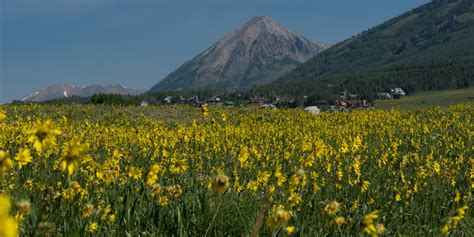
[149,16,328,92]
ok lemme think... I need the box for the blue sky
[1,0,428,103]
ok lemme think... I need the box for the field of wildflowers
[0,103,472,236]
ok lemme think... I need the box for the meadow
[0,103,472,236]
[374,87,474,110]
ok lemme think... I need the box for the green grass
[375,87,474,109]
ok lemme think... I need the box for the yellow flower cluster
[0,103,471,235]
[266,206,292,230]
[0,195,18,237]
[0,150,14,173]
[27,119,61,153]
[440,205,469,235]
[362,211,385,236]
[59,141,89,176]
[0,107,6,121]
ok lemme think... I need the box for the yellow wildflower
[0,108,6,120]
[28,119,61,152]
[0,150,13,173]
[0,195,12,217]
[70,181,81,191]
[101,205,112,221]
[15,200,31,214]
[351,199,359,211]
[0,217,18,237]
[147,164,163,186]
[375,224,385,235]
[286,226,296,234]
[266,206,292,230]
[352,136,362,152]
[166,184,183,197]
[395,194,401,202]
[201,103,209,117]
[288,192,302,208]
[82,204,94,218]
[86,222,99,233]
[454,190,461,203]
[14,148,32,169]
[158,196,169,206]
[238,146,250,168]
[324,201,341,216]
[108,214,117,224]
[362,210,383,237]
[128,166,142,181]
[212,174,230,194]
[59,141,88,176]
[457,205,468,218]
[361,180,370,193]
[0,195,18,237]
[330,216,346,231]
[441,205,469,235]
[170,156,188,174]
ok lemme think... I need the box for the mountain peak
[236,16,292,38]
[149,16,328,92]
[247,16,273,24]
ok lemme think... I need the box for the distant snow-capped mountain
[21,84,144,102]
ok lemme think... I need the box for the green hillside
[375,87,474,109]
[261,0,474,98]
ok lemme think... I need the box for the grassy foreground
[375,87,474,109]
[0,104,472,236]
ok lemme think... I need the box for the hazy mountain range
[21,84,144,102]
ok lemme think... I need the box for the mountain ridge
[265,0,474,97]
[21,84,144,102]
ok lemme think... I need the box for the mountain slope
[149,16,328,92]
[268,0,474,97]
[21,84,144,102]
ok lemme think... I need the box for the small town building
[304,106,320,115]
[140,101,149,107]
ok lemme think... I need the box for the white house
[304,106,320,115]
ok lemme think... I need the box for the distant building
[187,96,201,105]
[273,96,287,106]
[340,91,358,100]
[348,93,358,99]
[328,105,338,112]
[259,104,277,109]
[340,91,348,99]
[304,106,320,115]
[163,96,173,104]
[390,88,406,99]
[250,96,266,105]
[140,101,149,107]
[207,96,222,103]
[337,99,367,109]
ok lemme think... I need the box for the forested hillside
[262,0,474,97]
